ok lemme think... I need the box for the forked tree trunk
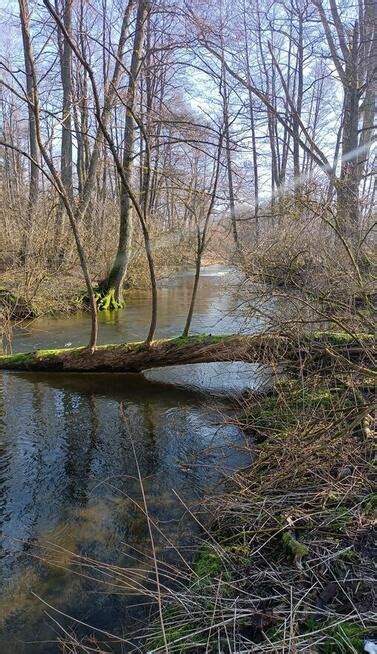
[101,0,149,308]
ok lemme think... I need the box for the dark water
[0,266,267,652]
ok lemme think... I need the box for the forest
[0,0,375,652]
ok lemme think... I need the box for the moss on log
[0,334,283,372]
[0,332,373,373]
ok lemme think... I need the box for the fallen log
[0,332,374,373]
[0,334,289,372]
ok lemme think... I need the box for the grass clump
[316,621,371,653]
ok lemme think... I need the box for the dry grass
[140,334,376,653]
[9,334,374,653]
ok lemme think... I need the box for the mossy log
[0,334,285,372]
[0,332,373,373]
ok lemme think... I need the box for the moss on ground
[192,542,249,581]
[303,619,371,653]
[193,545,223,579]
[281,531,309,559]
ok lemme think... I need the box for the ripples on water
[0,266,268,651]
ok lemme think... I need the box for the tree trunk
[54,0,73,263]
[182,233,201,337]
[19,0,39,265]
[336,24,360,242]
[101,0,149,308]
[221,62,240,252]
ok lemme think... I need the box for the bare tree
[100,0,150,309]
[19,0,39,264]
[16,0,98,348]
[182,129,224,337]
[54,0,73,261]
[313,0,376,240]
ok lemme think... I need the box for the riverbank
[146,334,376,652]
[0,253,228,322]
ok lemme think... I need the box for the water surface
[0,266,266,651]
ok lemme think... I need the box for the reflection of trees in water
[0,372,245,651]
[63,391,99,505]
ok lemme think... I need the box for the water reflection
[0,372,247,652]
[12,265,265,352]
[0,266,267,651]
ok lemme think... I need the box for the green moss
[193,545,223,579]
[170,334,227,348]
[96,288,124,311]
[0,351,35,367]
[281,531,309,559]
[224,543,250,565]
[318,622,369,653]
[312,331,374,345]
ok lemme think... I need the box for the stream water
[0,266,268,652]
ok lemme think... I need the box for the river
[0,266,267,652]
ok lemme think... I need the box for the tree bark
[54,0,73,262]
[102,0,149,306]
[19,0,39,265]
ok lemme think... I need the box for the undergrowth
[145,334,376,653]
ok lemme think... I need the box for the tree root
[95,288,124,311]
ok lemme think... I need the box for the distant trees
[0,0,375,346]
[187,0,375,245]
[313,0,377,239]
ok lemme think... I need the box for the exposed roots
[95,287,124,311]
